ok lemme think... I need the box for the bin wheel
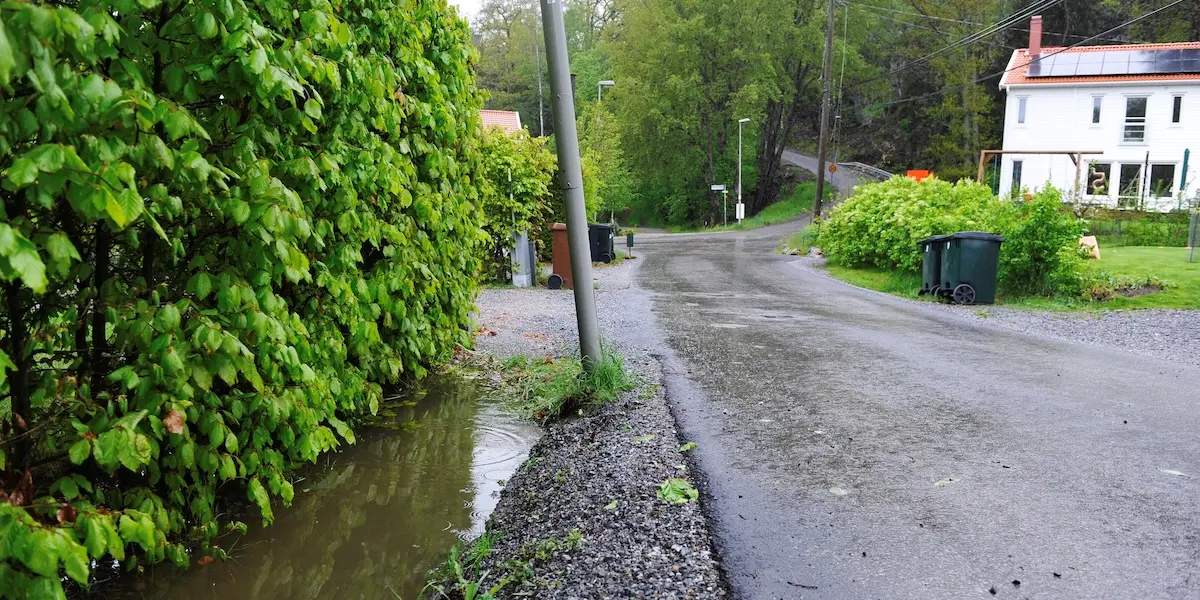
[952,284,976,305]
[929,286,941,298]
[602,253,614,263]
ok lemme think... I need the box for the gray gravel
[790,255,1200,369]
[939,305,1200,368]
[470,259,727,599]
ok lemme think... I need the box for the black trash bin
[588,224,615,263]
[917,234,951,296]
[938,231,1005,305]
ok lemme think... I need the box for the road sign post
[711,184,727,227]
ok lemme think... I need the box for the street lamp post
[598,80,615,102]
[737,118,750,223]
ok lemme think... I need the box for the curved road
[633,223,1200,599]
[781,150,869,198]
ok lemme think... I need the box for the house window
[1017,98,1028,124]
[1173,95,1183,124]
[1118,163,1143,206]
[1123,97,1147,142]
[1092,96,1102,124]
[1011,160,1023,196]
[1149,164,1176,197]
[1087,163,1111,195]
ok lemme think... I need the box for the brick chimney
[1029,15,1043,60]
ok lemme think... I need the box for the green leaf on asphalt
[934,478,955,487]
[1159,468,1190,478]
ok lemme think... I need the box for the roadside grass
[668,183,820,233]
[423,533,506,600]
[781,224,821,254]
[824,262,924,299]
[818,246,1200,310]
[594,250,627,267]
[499,350,635,424]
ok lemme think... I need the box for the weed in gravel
[679,442,698,452]
[499,350,635,424]
[657,478,699,504]
[424,533,506,600]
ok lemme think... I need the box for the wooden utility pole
[814,0,836,218]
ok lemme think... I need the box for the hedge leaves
[0,0,483,597]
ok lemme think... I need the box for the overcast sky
[448,0,483,22]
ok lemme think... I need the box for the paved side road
[781,150,867,198]
[636,222,1200,599]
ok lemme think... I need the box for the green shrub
[477,129,556,281]
[0,0,482,596]
[989,187,1087,296]
[817,177,995,272]
[817,178,1087,298]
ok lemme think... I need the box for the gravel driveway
[470,259,727,599]
[793,256,1200,369]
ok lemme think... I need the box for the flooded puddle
[113,377,539,600]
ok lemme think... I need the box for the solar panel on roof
[1152,59,1183,74]
[1049,62,1079,76]
[1025,47,1200,78]
[1127,61,1155,75]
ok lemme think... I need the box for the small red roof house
[480,109,523,135]
[994,16,1200,211]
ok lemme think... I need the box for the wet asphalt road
[633,222,1200,600]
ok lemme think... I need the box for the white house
[997,17,1200,211]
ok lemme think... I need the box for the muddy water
[123,377,539,600]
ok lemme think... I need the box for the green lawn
[668,183,820,233]
[1084,246,1200,309]
[817,246,1200,311]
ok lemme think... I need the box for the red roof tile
[1001,41,1200,87]
[480,109,523,134]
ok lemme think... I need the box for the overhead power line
[880,0,1190,108]
[844,0,1065,90]
[846,1,1141,44]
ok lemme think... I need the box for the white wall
[999,82,1200,211]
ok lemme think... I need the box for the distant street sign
[829,164,838,173]
[710,184,727,191]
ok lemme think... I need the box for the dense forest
[470,0,1199,225]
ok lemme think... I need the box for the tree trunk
[5,281,31,467]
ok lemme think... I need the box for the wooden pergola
[977,150,1105,197]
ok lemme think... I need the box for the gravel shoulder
[469,259,727,599]
[789,255,1200,369]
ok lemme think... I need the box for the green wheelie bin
[938,231,1005,305]
[917,234,951,296]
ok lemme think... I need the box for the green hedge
[0,0,481,596]
[477,128,556,281]
[817,178,1085,296]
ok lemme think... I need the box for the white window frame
[1171,94,1184,126]
[1122,95,1148,145]
[1016,97,1029,126]
[1091,95,1103,126]
[1148,163,1177,198]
